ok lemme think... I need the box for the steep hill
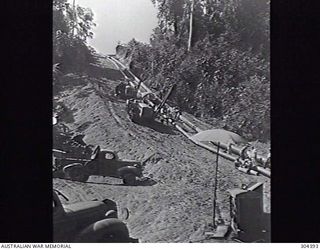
[53,56,270,243]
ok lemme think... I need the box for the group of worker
[157,106,181,125]
[234,145,271,175]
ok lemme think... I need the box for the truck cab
[87,147,143,185]
[53,190,137,242]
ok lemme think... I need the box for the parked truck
[53,189,138,242]
[54,146,152,185]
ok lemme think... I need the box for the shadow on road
[136,120,177,135]
[54,176,157,187]
[136,177,157,186]
[86,177,157,187]
[88,64,124,81]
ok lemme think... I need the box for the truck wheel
[128,110,135,122]
[65,166,89,182]
[97,228,130,243]
[77,219,131,243]
[104,152,116,160]
[123,173,136,186]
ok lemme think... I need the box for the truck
[53,189,138,242]
[54,146,151,185]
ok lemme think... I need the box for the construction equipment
[204,182,270,242]
[115,81,139,100]
[126,84,176,124]
[228,183,270,242]
[53,190,138,242]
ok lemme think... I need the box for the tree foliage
[122,0,270,141]
[53,0,96,74]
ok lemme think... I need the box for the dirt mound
[53,58,270,242]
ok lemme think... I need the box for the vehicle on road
[115,81,139,99]
[54,146,149,185]
[53,189,137,242]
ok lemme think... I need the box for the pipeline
[176,124,271,177]
[255,166,271,178]
[175,124,236,162]
[107,56,271,178]
[210,141,267,165]
[179,115,202,133]
[155,84,176,113]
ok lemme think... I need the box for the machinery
[126,84,176,124]
[53,189,138,242]
[228,183,270,242]
[205,182,270,242]
[115,81,139,99]
[126,99,154,123]
[54,146,152,185]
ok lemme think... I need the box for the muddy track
[53,57,270,243]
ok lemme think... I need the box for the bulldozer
[115,80,140,100]
[126,84,176,124]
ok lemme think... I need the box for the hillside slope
[53,57,270,243]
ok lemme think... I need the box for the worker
[171,107,180,120]
[234,158,242,168]
[246,146,256,160]
[227,142,235,154]
[264,149,271,169]
[243,158,253,170]
[240,144,250,159]
[115,81,126,97]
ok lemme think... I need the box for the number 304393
[301,244,319,248]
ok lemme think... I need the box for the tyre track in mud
[90,78,157,162]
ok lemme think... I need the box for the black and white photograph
[52,0,270,243]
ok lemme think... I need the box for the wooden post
[212,142,220,228]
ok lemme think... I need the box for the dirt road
[53,57,270,243]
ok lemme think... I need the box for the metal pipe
[255,166,271,178]
[156,84,176,113]
[211,141,266,165]
[179,115,202,133]
[109,56,271,178]
[209,141,229,151]
[175,124,236,162]
[248,169,259,176]
[237,167,249,174]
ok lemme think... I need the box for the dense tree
[53,0,96,74]
[122,0,270,141]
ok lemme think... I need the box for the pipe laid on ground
[248,169,259,176]
[109,56,142,86]
[237,167,249,174]
[210,141,266,166]
[175,124,236,162]
[179,115,202,133]
[176,124,271,178]
[255,166,271,178]
[108,56,271,178]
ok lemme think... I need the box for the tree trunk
[188,0,194,52]
[72,0,76,39]
[173,16,178,36]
